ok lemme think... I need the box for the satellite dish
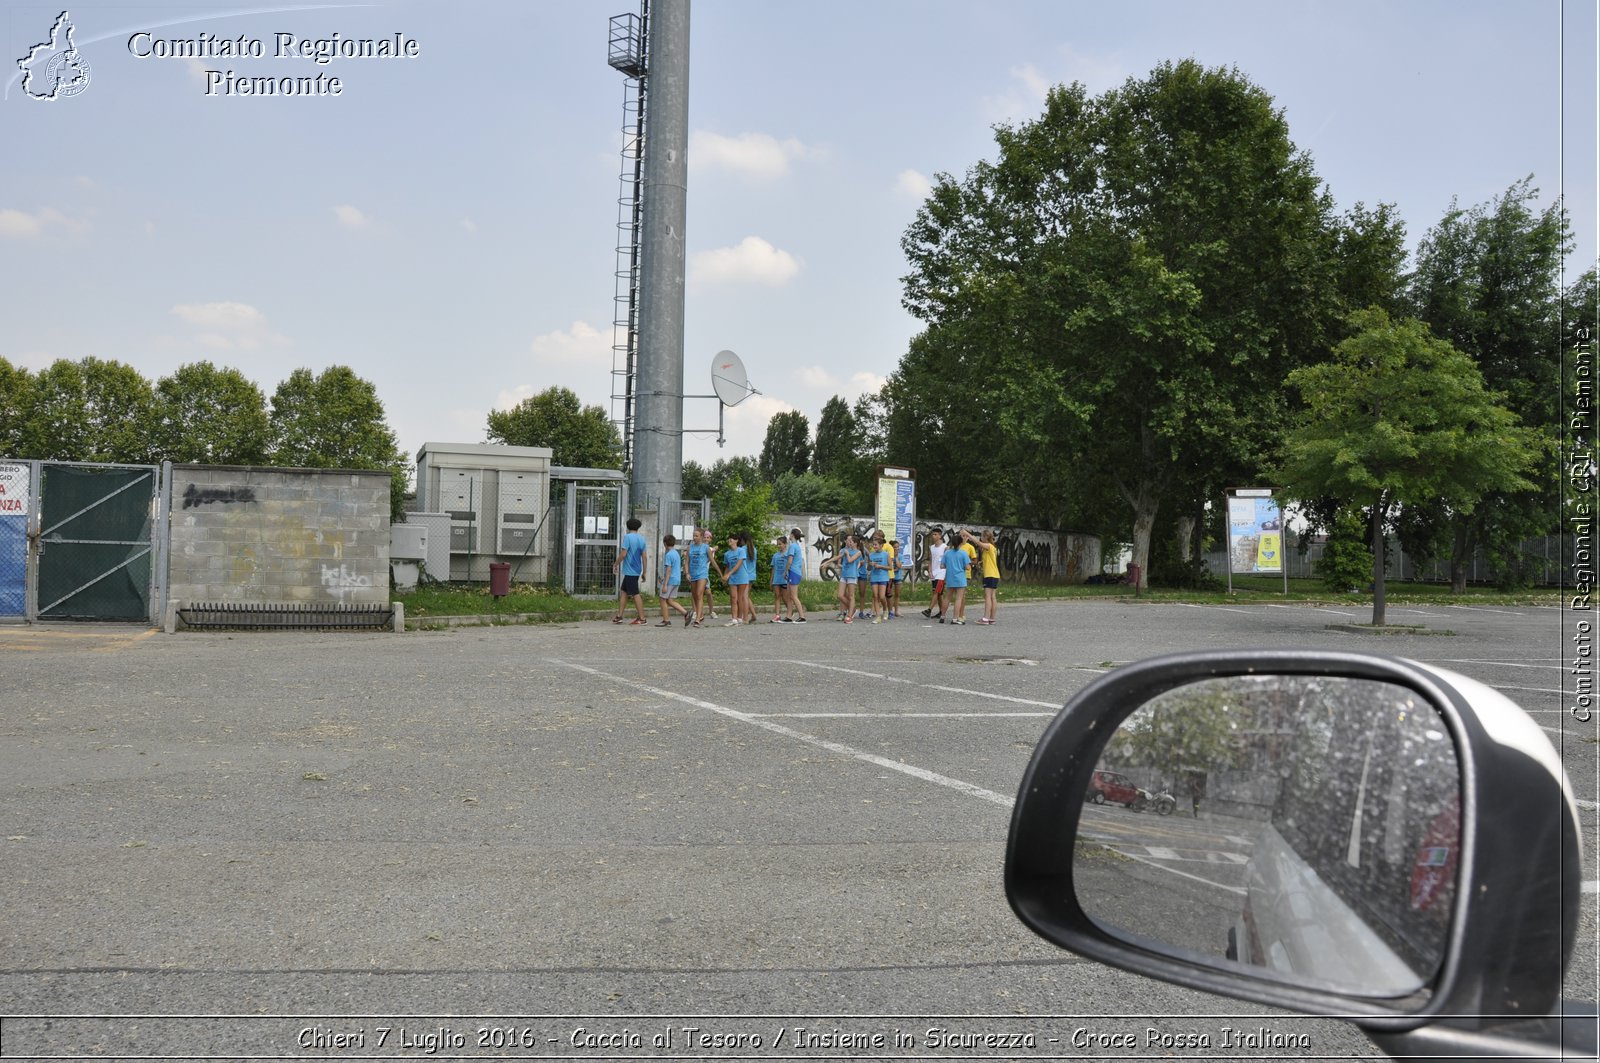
[711,349,756,407]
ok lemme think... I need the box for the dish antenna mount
[686,349,759,447]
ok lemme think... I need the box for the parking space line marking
[922,685,1061,707]
[1494,685,1572,696]
[794,659,1062,708]
[1267,604,1356,617]
[1445,605,1530,616]
[1586,881,1599,894]
[1115,848,1246,896]
[797,662,916,685]
[750,712,1054,719]
[548,658,1017,809]
[1183,603,1256,615]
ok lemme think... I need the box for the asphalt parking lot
[0,600,1591,1060]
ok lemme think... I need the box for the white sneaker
[724,619,741,627]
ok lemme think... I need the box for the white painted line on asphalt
[1114,848,1246,897]
[1181,603,1256,615]
[1389,609,1451,618]
[796,661,916,684]
[796,659,1063,708]
[1266,603,1356,617]
[1145,846,1180,860]
[751,711,1055,719]
[1585,881,1599,894]
[922,685,1062,708]
[1494,684,1571,696]
[1575,798,1598,811]
[548,658,1017,810]
[1446,605,1531,616]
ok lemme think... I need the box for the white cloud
[690,131,808,179]
[895,169,933,200]
[0,206,82,239]
[10,350,56,371]
[169,301,284,350]
[171,301,267,330]
[799,365,837,390]
[333,204,369,229]
[460,218,478,233]
[849,371,888,396]
[689,236,801,287]
[528,320,614,366]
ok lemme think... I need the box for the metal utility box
[415,443,554,582]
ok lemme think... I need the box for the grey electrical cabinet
[415,443,554,582]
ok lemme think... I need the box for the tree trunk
[1448,519,1474,594]
[1176,513,1196,563]
[1130,492,1159,596]
[1371,496,1387,627]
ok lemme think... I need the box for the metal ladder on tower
[607,5,648,477]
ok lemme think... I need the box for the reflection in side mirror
[1074,674,1460,998]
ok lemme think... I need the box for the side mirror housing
[1005,650,1582,1041]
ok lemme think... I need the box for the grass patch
[393,577,1557,620]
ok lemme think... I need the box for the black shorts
[983,577,999,589]
[621,575,641,596]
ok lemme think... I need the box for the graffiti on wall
[182,484,257,509]
[808,514,1064,583]
[814,514,879,580]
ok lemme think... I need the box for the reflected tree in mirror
[1075,675,1459,1000]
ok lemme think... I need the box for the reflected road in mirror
[1074,674,1460,999]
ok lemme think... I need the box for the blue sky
[3,0,1595,470]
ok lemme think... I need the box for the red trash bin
[489,562,511,598]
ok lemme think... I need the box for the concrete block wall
[168,465,391,606]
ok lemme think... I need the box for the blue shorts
[786,571,802,586]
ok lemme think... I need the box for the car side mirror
[1006,650,1583,1050]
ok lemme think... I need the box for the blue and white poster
[1227,493,1283,574]
[0,463,29,616]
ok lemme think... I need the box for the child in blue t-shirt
[770,532,790,622]
[943,534,971,626]
[657,534,690,626]
[613,517,649,625]
[867,534,892,624]
[687,529,711,626]
[837,534,862,622]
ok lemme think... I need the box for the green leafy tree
[269,366,402,470]
[1317,506,1376,593]
[486,386,622,469]
[1405,180,1569,589]
[812,396,859,477]
[0,357,32,458]
[153,361,271,465]
[899,61,1339,588]
[1278,309,1542,624]
[771,470,858,513]
[18,357,157,463]
[1113,686,1245,788]
[708,477,779,589]
[758,410,811,482]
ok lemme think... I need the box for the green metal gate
[37,463,157,620]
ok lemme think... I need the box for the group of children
[612,517,1002,628]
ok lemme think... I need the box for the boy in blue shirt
[657,533,690,626]
[613,517,649,625]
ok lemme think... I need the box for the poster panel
[1227,493,1283,574]
[0,463,29,616]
